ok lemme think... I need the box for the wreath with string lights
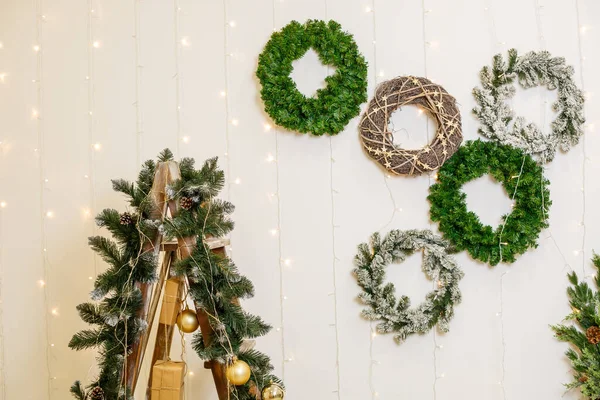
[256,19,368,136]
[359,76,463,175]
[427,140,551,266]
[354,229,464,343]
[473,48,585,162]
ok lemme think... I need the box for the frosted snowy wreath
[359,76,463,175]
[354,229,464,343]
[473,48,585,162]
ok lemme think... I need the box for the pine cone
[587,326,600,344]
[119,212,133,225]
[180,197,194,210]
[89,386,104,400]
[579,375,589,383]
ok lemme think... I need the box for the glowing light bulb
[580,25,589,34]
[33,44,40,52]
[270,229,278,236]
[0,73,6,82]
[228,20,236,27]
[0,201,6,208]
[82,208,91,217]
[38,280,46,287]
[220,91,226,97]
[283,258,292,266]
[32,109,39,119]
[234,177,241,185]
[0,42,3,49]
[182,136,190,143]
[46,210,54,218]
[264,123,272,132]
[189,371,194,376]
[181,37,190,47]
[371,331,377,338]
[378,70,385,77]
[92,41,100,48]
[93,143,101,151]
[231,119,239,126]
[51,308,59,316]
[365,6,372,12]
[266,153,275,163]
[88,276,93,280]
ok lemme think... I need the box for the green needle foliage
[69,150,172,400]
[257,19,368,136]
[69,150,282,399]
[553,255,600,399]
[164,156,282,398]
[428,140,551,266]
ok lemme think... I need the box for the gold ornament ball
[262,383,285,400]
[177,309,199,333]
[226,359,251,386]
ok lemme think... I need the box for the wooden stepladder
[123,160,231,400]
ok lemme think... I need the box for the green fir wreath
[256,19,368,136]
[354,229,464,343]
[473,48,585,162]
[428,140,551,266]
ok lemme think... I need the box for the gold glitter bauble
[262,383,285,400]
[226,359,251,386]
[176,309,199,333]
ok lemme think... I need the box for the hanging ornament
[119,212,133,225]
[176,309,199,333]
[226,358,251,386]
[262,382,285,400]
[89,386,105,400]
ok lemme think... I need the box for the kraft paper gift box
[159,278,182,326]
[151,360,185,400]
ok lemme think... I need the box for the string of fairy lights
[31,0,56,396]
[0,1,593,399]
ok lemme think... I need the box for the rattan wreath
[359,76,463,175]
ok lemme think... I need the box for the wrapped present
[159,278,182,326]
[151,360,185,400]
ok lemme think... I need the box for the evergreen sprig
[428,140,551,266]
[552,255,600,398]
[256,19,368,136]
[69,153,163,400]
[163,157,283,399]
[473,48,585,162]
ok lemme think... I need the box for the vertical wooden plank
[225,0,284,387]
[423,1,505,400]
[92,0,137,211]
[273,0,337,398]
[138,0,177,161]
[318,2,375,400]
[0,1,48,399]
[39,0,94,397]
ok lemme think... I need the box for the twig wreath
[354,229,464,343]
[359,76,463,175]
[428,140,551,266]
[256,20,368,136]
[473,48,585,162]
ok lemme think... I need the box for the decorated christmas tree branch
[164,156,283,400]
[552,255,600,398]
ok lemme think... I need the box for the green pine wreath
[256,20,368,136]
[428,140,551,266]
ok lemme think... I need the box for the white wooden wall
[0,0,598,399]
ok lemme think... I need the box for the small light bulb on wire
[0,73,6,83]
[283,258,292,266]
[51,308,59,316]
[220,90,227,97]
[181,37,190,47]
[270,228,278,236]
[0,42,3,49]
[93,143,101,151]
[182,136,190,143]
[264,123,272,132]
[234,177,241,185]
[231,119,239,126]
[365,6,372,12]
[46,210,54,218]
[266,153,275,163]
[38,280,46,287]
[33,44,40,52]
[228,20,236,27]
[0,201,6,208]
[92,41,100,48]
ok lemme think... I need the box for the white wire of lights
[33,0,54,395]
[87,0,98,278]
[174,0,182,156]
[270,0,288,381]
[223,0,233,201]
[0,204,6,399]
[323,4,342,399]
[134,0,143,169]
